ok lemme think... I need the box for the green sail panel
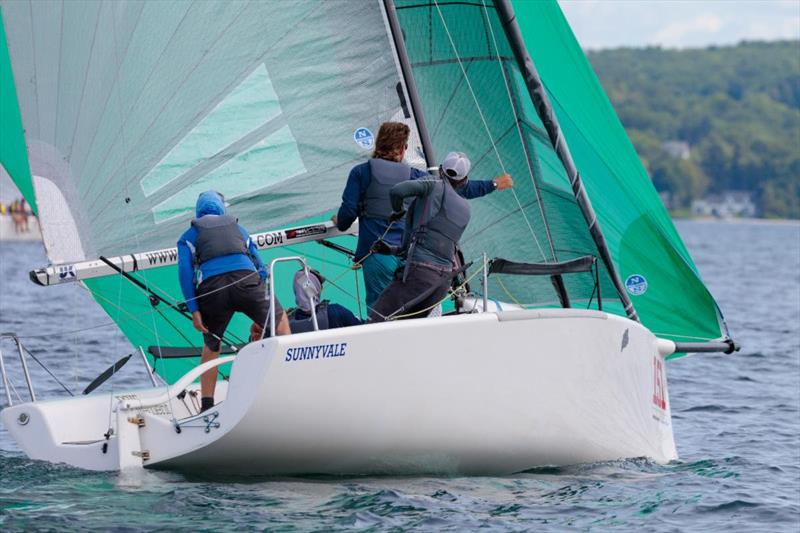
[512,0,727,347]
[394,0,622,311]
[0,7,37,214]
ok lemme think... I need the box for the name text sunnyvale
[285,343,347,362]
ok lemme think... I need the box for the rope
[16,322,116,340]
[15,343,74,396]
[432,0,547,261]
[495,276,523,307]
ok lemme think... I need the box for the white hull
[1,309,676,475]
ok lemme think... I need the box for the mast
[494,0,639,322]
[382,0,437,169]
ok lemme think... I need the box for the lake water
[0,220,798,531]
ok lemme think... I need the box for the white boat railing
[265,256,320,337]
[0,335,37,406]
[115,355,236,412]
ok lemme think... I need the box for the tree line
[586,40,800,219]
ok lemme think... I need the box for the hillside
[586,40,800,218]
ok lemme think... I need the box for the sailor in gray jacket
[368,152,474,322]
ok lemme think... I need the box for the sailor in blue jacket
[333,122,513,309]
[177,191,290,411]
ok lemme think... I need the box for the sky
[558,0,800,50]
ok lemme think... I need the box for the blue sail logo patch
[354,127,374,149]
[625,274,648,296]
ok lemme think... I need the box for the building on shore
[691,191,757,218]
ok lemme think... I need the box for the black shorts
[197,270,284,351]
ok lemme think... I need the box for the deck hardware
[17,412,29,425]
[132,450,150,461]
[128,415,145,427]
[203,411,221,433]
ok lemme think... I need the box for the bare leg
[199,345,221,400]
[277,312,291,335]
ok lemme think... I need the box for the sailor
[287,269,362,333]
[368,152,479,322]
[177,191,290,412]
[333,122,512,309]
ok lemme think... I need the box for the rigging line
[460,198,538,244]
[432,0,546,261]
[495,276,523,306]
[482,0,557,262]
[20,344,74,396]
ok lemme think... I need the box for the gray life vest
[408,179,471,264]
[288,301,330,333]
[191,214,248,266]
[359,158,412,220]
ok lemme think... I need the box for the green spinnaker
[0,7,37,214]
[512,0,725,349]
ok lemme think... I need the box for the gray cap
[293,270,322,312]
[441,151,471,181]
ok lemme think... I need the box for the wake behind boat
[0,0,736,474]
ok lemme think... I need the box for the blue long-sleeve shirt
[335,161,495,259]
[177,224,266,313]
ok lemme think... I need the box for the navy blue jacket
[292,303,362,329]
[335,161,495,259]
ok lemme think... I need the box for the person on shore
[287,269,362,332]
[177,191,290,412]
[368,152,478,322]
[333,122,512,310]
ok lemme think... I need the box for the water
[1,220,798,531]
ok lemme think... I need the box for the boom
[29,221,358,287]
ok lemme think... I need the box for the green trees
[587,41,800,218]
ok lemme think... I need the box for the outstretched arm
[460,173,513,199]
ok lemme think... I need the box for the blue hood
[195,191,225,218]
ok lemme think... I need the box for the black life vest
[191,215,248,266]
[288,301,331,333]
[359,158,412,220]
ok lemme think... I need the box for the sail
[0,7,36,213]
[1,0,415,381]
[393,0,625,313]
[511,0,728,346]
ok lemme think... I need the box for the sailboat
[0,0,736,475]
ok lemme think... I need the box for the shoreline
[672,216,800,226]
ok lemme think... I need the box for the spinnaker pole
[383,0,437,169]
[494,0,639,321]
